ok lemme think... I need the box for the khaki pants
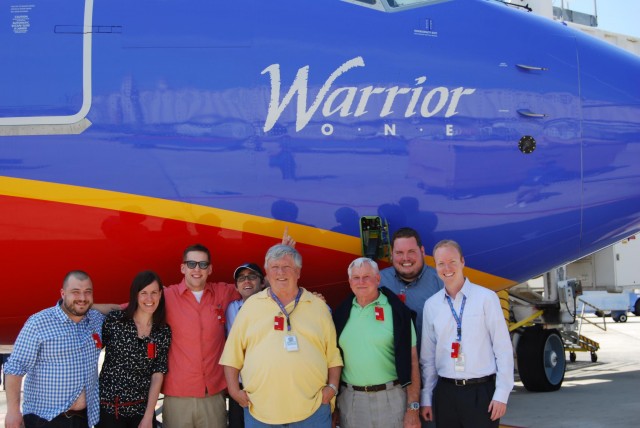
[338,383,406,428]
[162,393,226,428]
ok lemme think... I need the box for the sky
[562,0,640,38]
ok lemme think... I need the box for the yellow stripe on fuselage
[0,175,515,289]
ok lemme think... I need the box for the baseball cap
[233,262,265,281]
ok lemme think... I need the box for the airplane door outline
[0,0,94,134]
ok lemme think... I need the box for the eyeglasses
[183,260,210,269]
[237,274,259,283]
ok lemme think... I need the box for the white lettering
[262,57,365,132]
[354,86,386,117]
[405,77,427,117]
[420,87,449,117]
[384,123,396,136]
[445,87,476,117]
[381,87,412,117]
[262,57,476,134]
[446,124,454,136]
[322,87,358,117]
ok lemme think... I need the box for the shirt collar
[176,278,212,295]
[351,288,388,308]
[54,300,90,324]
[258,287,313,303]
[395,264,428,286]
[442,278,472,301]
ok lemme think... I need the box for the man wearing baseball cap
[226,262,267,428]
[226,263,267,336]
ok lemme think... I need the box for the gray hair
[265,244,302,270]
[347,257,379,278]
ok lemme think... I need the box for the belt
[101,397,146,419]
[56,409,87,419]
[439,374,496,386]
[341,380,401,392]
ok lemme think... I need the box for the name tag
[274,316,285,331]
[284,335,299,352]
[374,306,385,321]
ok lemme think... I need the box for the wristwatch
[407,401,420,411]
[326,383,339,396]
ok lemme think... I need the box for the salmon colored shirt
[161,279,240,397]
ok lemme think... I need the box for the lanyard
[445,294,466,342]
[270,288,302,332]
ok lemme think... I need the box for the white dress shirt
[419,278,514,406]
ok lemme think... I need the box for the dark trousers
[433,378,499,428]
[24,413,89,428]
[228,396,245,428]
[96,409,158,428]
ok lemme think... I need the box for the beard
[63,300,92,317]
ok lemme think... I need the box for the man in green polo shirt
[333,257,421,428]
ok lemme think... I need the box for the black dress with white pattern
[99,310,171,418]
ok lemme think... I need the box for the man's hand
[312,291,327,303]
[331,408,340,428]
[4,409,24,428]
[230,388,251,408]
[403,408,421,428]
[138,412,155,428]
[321,385,337,404]
[488,400,506,421]
[282,227,296,248]
[420,406,433,422]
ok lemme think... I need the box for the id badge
[92,333,102,349]
[374,306,384,321]
[274,316,285,331]
[284,334,299,352]
[451,341,460,359]
[454,353,465,372]
[215,307,226,325]
[147,342,157,359]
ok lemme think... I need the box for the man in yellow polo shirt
[220,244,343,427]
[333,257,421,428]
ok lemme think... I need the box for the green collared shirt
[339,292,416,386]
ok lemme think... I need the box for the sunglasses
[183,260,210,269]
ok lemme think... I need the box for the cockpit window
[343,0,451,13]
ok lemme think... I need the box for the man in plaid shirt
[4,270,106,428]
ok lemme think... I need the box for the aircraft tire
[517,326,565,392]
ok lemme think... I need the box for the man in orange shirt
[161,243,240,428]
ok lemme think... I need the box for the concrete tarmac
[1,314,639,427]
[501,314,640,428]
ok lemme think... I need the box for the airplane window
[388,0,450,6]
[344,0,450,12]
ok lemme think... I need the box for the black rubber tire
[591,352,598,363]
[569,352,577,363]
[634,299,640,316]
[517,326,565,392]
[619,313,627,323]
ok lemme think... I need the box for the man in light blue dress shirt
[420,240,513,427]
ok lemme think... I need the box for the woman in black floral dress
[98,271,171,428]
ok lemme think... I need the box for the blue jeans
[244,403,331,428]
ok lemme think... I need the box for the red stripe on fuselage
[0,195,355,344]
